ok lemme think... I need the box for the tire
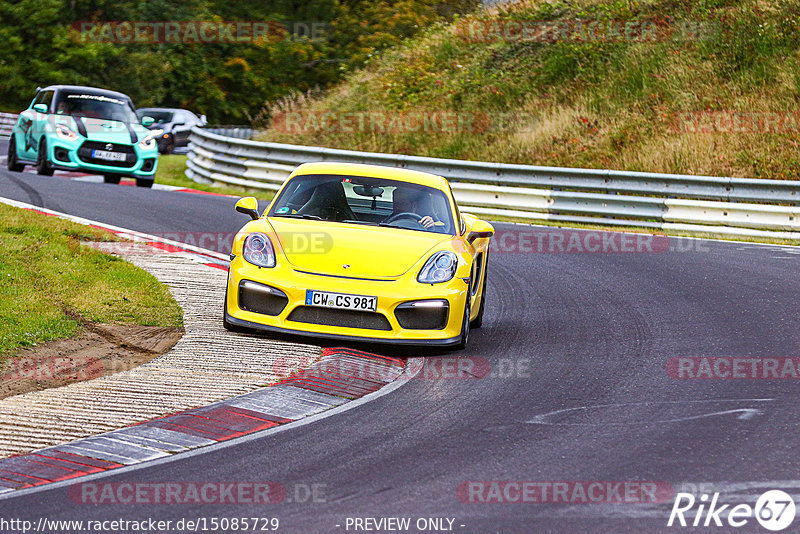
[164,135,175,155]
[136,177,154,188]
[103,174,121,184]
[470,251,489,329]
[36,138,54,176]
[6,136,24,172]
[455,297,470,350]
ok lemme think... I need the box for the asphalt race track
[1,156,799,533]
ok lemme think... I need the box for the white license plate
[305,290,377,312]
[91,149,126,162]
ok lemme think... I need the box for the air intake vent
[287,306,392,331]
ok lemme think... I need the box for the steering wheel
[384,212,426,229]
[385,212,422,224]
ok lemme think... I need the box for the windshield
[54,92,137,123]
[137,110,173,123]
[268,174,455,235]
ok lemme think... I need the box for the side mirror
[199,114,208,126]
[235,197,259,220]
[467,220,494,244]
[141,116,155,127]
[33,103,48,114]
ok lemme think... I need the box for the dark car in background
[135,108,207,154]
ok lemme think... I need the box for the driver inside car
[390,188,440,229]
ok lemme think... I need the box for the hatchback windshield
[269,174,455,235]
[54,92,138,123]
[137,110,173,124]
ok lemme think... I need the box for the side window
[41,91,54,112]
[32,91,54,111]
[30,91,44,108]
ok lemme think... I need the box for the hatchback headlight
[138,129,163,150]
[418,251,458,284]
[243,232,276,268]
[55,124,79,141]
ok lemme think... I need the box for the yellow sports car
[223,162,494,349]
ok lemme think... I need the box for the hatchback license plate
[92,150,126,162]
[305,290,377,312]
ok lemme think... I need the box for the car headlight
[418,251,458,284]
[138,129,163,150]
[55,124,78,141]
[243,232,276,268]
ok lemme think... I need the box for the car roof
[136,108,189,113]
[291,162,449,190]
[41,85,132,101]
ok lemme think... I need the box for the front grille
[287,306,392,331]
[395,300,449,330]
[77,141,137,168]
[238,280,288,316]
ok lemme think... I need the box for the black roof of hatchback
[40,85,132,102]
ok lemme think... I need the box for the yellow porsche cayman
[224,162,494,349]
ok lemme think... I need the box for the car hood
[59,117,149,144]
[267,218,450,278]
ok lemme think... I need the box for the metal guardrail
[0,113,18,137]
[204,126,256,140]
[184,126,797,240]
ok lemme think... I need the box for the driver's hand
[420,215,435,228]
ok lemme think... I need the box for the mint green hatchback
[7,85,160,187]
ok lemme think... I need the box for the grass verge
[0,203,183,358]
[256,0,800,180]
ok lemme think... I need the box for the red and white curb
[0,349,415,494]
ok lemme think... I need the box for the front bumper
[226,255,469,347]
[224,313,461,347]
[47,135,158,177]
